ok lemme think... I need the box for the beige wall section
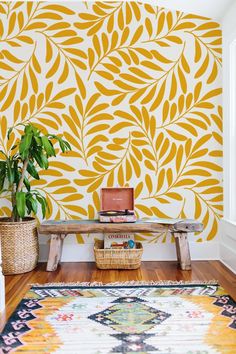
[0,2,222,253]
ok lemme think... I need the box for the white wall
[221,0,236,274]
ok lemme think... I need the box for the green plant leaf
[16,191,26,218]
[36,194,47,218]
[41,136,56,157]
[7,127,14,140]
[19,131,33,159]
[0,161,6,191]
[27,161,39,179]
[27,194,38,214]
[6,159,14,185]
[24,177,31,191]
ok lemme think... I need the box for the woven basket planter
[94,240,143,270]
[0,217,39,275]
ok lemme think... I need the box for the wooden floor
[1,260,236,330]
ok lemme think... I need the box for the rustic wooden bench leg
[173,232,191,271]
[47,234,65,271]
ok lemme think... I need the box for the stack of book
[104,233,135,249]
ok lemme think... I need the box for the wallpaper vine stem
[0,1,222,246]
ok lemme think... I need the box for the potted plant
[0,123,71,274]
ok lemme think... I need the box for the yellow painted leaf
[46,39,53,63]
[177,122,197,136]
[166,192,182,201]
[47,179,70,188]
[86,124,110,135]
[157,12,165,35]
[183,169,211,177]
[166,130,187,141]
[53,186,77,194]
[150,80,166,111]
[169,72,177,100]
[125,158,132,181]
[118,164,124,186]
[20,72,28,100]
[145,17,153,37]
[213,132,222,145]
[109,122,133,134]
[207,61,218,84]
[0,86,7,102]
[166,168,173,186]
[194,38,202,63]
[50,161,75,171]
[195,179,219,188]
[191,161,222,171]
[181,54,190,73]
[107,169,114,187]
[65,205,87,215]
[53,88,76,101]
[161,143,176,166]
[40,170,62,177]
[207,218,217,241]
[92,191,100,210]
[156,168,165,192]
[135,181,143,198]
[178,65,187,94]
[8,12,16,36]
[195,53,209,78]
[46,53,60,78]
[87,177,103,193]
[1,116,7,140]
[118,7,124,30]
[195,195,202,219]
[136,204,152,216]
[58,61,69,84]
[43,4,75,14]
[144,160,155,171]
[1,80,17,111]
[192,134,211,152]
[201,88,222,101]
[175,179,195,187]
[130,25,143,45]
[13,100,20,123]
[141,85,157,105]
[176,145,183,173]
[151,206,170,218]
[130,154,141,177]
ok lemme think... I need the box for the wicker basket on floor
[0,217,39,275]
[94,240,143,270]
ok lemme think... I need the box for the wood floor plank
[1,260,236,331]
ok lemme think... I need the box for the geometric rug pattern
[0,283,235,353]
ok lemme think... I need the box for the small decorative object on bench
[94,240,143,269]
[98,187,136,223]
[104,233,135,249]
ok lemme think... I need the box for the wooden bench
[38,219,203,272]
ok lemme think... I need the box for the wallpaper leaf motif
[0,1,222,244]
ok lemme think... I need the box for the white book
[104,233,135,249]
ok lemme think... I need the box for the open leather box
[99,187,136,223]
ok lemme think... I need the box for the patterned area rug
[0,282,236,353]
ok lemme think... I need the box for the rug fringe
[30,280,218,287]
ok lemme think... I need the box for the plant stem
[16,158,28,193]
[10,183,16,221]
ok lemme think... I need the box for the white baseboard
[39,241,219,262]
[219,219,236,274]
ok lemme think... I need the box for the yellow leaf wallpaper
[0,1,222,244]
